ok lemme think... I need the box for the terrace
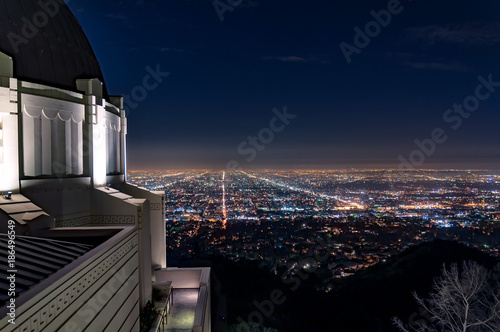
[150,267,211,332]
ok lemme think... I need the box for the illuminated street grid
[128,169,500,291]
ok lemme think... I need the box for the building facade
[0,1,210,331]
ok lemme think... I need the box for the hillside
[181,240,498,331]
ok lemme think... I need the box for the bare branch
[394,261,500,332]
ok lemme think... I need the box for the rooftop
[0,233,93,306]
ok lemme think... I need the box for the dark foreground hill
[320,240,498,332]
[180,240,498,332]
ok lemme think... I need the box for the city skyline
[128,168,500,265]
[66,0,500,170]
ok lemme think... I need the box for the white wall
[91,188,153,309]
[0,73,19,193]
[122,183,166,268]
[155,268,204,289]
[21,178,92,223]
[20,94,85,177]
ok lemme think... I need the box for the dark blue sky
[67,0,500,170]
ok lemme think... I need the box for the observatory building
[0,1,210,331]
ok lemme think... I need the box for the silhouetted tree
[394,261,500,332]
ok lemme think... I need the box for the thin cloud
[125,46,192,54]
[404,23,500,46]
[261,56,307,63]
[103,12,129,22]
[186,0,259,8]
[262,55,330,64]
[387,52,471,73]
[159,47,187,53]
[403,61,470,72]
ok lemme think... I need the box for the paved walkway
[166,289,199,332]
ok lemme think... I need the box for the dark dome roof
[0,0,107,94]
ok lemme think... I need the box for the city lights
[128,168,500,287]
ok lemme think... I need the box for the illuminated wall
[21,94,85,177]
[92,103,108,187]
[0,53,19,193]
[103,108,122,175]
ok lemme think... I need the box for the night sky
[67,0,500,170]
